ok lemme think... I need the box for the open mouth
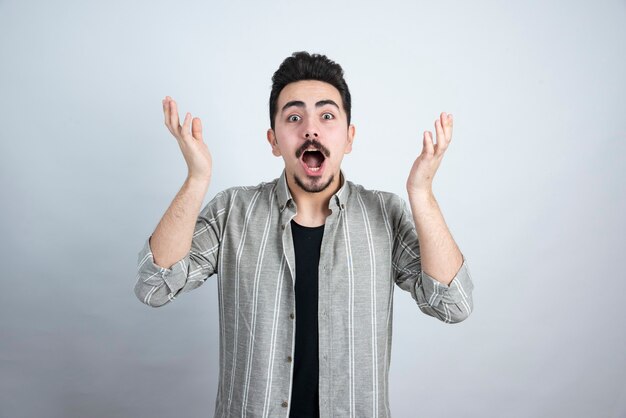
[301,150,326,173]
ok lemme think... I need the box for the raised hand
[163,96,212,182]
[406,112,453,196]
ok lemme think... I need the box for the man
[135,51,474,418]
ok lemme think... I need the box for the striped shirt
[134,170,475,418]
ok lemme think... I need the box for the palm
[162,96,212,181]
[407,112,453,194]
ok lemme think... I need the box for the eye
[288,115,301,122]
[322,113,334,120]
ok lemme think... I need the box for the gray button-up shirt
[135,170,474,418]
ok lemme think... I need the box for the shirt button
[287,356,292,362]
[289,312,295,319]
[281,401,288,408]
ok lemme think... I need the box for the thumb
[192,117,203,142]
[422,131,434,156]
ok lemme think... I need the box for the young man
[135,52,474,418]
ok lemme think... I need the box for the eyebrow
[281,99,340,113]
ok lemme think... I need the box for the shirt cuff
[419,255,474,307]
[137,237,189,295]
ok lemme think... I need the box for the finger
[423,131,435,156]
[169,100,181,133]
[181,112,192,138]
[434,116,443,144]
[163,97,170,127]
[443,112,453,143]
[434,118,448,156]
[192,117,203,142]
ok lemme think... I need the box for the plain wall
[1,0,625,417]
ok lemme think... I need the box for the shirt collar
[275,169,350,213]
[275,170,293,211]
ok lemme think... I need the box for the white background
[1,1,625,417]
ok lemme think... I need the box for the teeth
[308,166,320,172]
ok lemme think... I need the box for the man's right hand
[163,96,212,183]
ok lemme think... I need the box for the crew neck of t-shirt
[291,220,325,230]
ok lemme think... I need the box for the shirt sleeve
[133,191,227,308]
[391,196,475,323]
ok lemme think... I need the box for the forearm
[150,176,210,268]
[408,190,463,286]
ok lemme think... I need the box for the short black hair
[269,51,351,130]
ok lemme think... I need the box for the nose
[304,131,318,139]
[303,119,319,139]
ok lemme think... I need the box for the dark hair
[269,51,351,130]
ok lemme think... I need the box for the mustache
[295,140,331,159]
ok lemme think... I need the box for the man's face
[267,80,355,194]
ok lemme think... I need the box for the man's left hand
[406,112,453,196]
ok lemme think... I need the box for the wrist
[185,174,211,190]
[407,187,434,202]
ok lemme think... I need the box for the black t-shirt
[289,220,324,418]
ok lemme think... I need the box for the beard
[294,173,335,193]
[274,136,334,193]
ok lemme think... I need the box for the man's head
[269,51,351,131]
[267,52,355,195]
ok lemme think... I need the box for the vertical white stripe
[242,193,274,415]
[443,301,451,323]
[357,193,379,417]
[262,257,287,418]
[227,189,262,416]
[378,194,393,418]
[455,279,472,314]
[341,208,356,417]
[218,190,238,412]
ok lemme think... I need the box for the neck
[287,173,342,227]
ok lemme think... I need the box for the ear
[344,124,356,154]
[267,128,282,157]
